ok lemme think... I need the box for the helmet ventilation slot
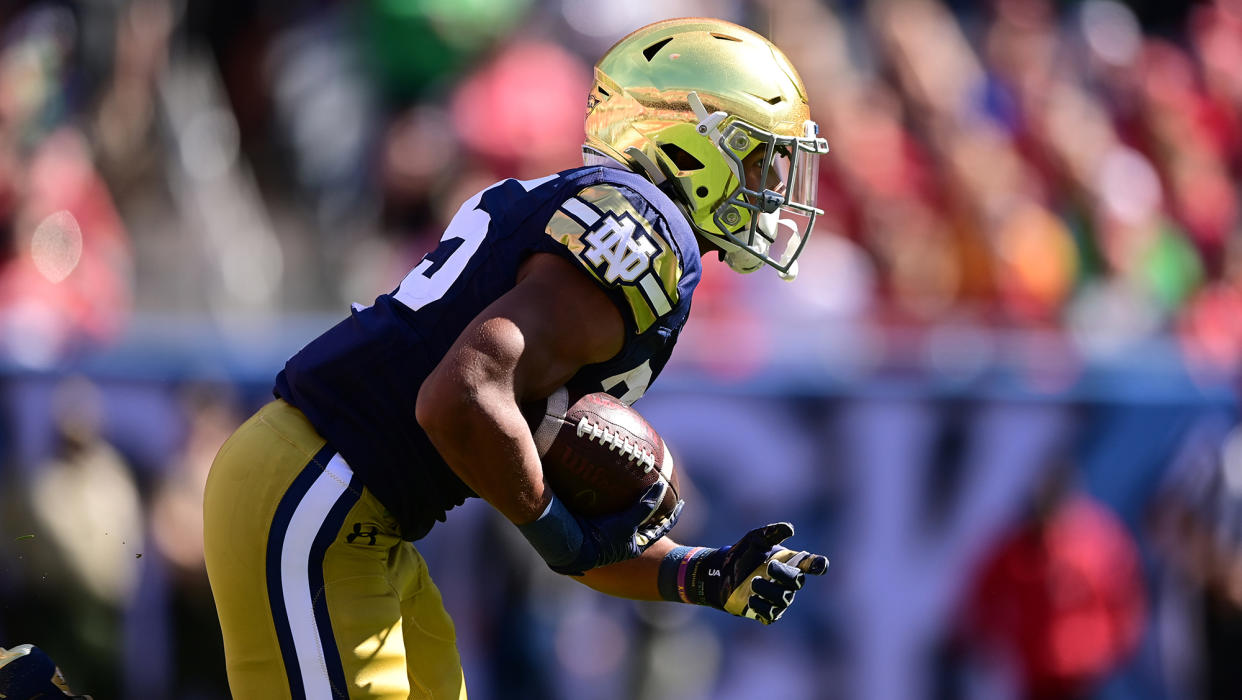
[660,143,705,171]
[643,38,674,61]
[744,91,783,105]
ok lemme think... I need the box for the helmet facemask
[582,19,830,281]
[685,92,829,281]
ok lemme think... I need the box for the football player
[0,644,92,699]
[204,17,830,699]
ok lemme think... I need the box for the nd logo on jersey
[581,213,658,283]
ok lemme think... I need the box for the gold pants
[203,400,467,699]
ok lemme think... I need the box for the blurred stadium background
[1,0,1241,698]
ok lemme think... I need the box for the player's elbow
[415,361,507,450]
[415,371,474,443]
[418,315,532,459]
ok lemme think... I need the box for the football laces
[575,416,657,472]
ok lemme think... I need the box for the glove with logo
[657,522,828,624]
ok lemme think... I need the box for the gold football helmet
[584,17,829,280]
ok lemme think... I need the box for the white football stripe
[533,387,568,457]
[660,441,675,484]
[562,198,601,226]
[281,454,353,700]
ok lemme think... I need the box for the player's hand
[661,522,828,624]
[553,481,683,576]
[520,481,683,576]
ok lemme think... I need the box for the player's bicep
[422,252,624,409]
[415,253,624,522]
[505,252,626,400]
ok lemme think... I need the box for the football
[523,388,680,521]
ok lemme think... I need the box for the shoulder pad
[543,184,684,333]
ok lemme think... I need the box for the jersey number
[393,175,555,311]
[601,360,654,405]
[420,236,465,279]
[393,198,489,311]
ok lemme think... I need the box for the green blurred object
[1143,221,1204,313]
[352,0,533,103]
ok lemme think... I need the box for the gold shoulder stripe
[622,286,659,333]
[543,185,685,334]
[578,186,651,235]
[544,210,602,283]
[577,185,683,305]
[546,209,587,248]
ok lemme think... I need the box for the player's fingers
[747,593,784,625]
[783,549,829,575]
[640,480,669,509]
[766,559,804,590]
[752,576,797,607]
[660,498,684,531]
[636,499,682,544]
[626,480,669,525]
[757,522,795,548]
[801,553,829,575]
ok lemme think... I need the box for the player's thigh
[389,543,467,700]
[203,400,409,699]
[204,400,323,699]
[317,518,413,699]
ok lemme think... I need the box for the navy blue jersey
[275,165,701,541]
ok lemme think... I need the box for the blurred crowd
[2,0,1242,699]
[1,0,1242,374]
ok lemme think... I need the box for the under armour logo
[346,523,379,546]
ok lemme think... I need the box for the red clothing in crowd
[966,496,1147,699]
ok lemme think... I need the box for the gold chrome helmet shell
[585,17,830,279]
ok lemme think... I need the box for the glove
[519,480,684,576]
[657,522,828,624]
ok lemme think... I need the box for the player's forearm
[416,334,549,525]
[427,394,549,524]
[576,536,678,600]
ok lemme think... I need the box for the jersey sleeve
[535,183,686,334]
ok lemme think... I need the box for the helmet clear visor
[714,119,828,276]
